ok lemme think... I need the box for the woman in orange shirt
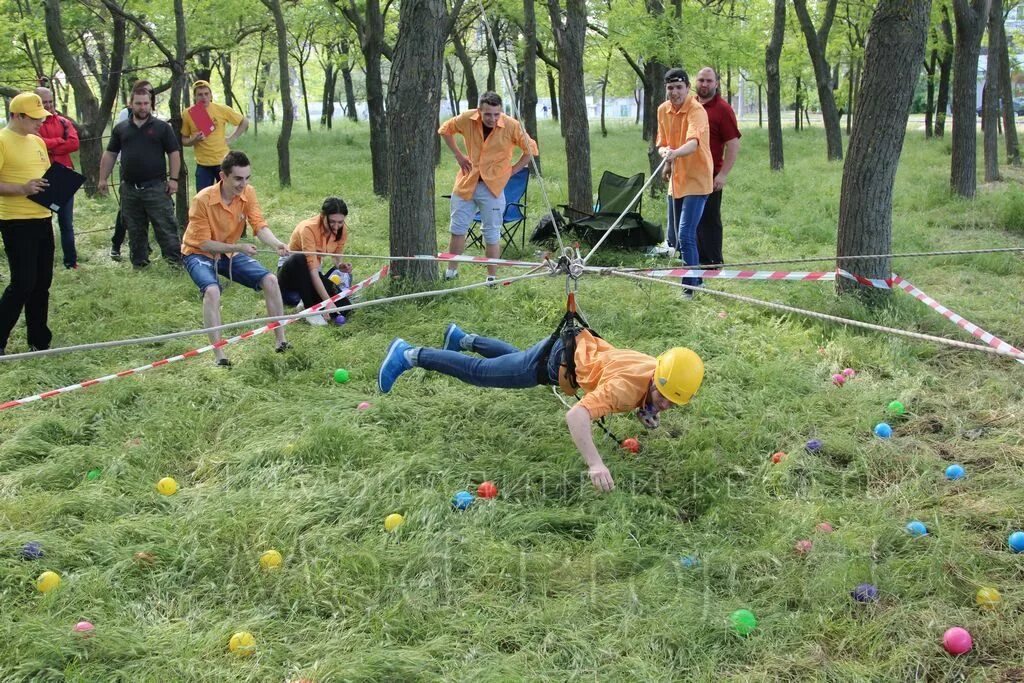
[277,197,352,326]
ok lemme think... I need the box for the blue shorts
[183,252,271,294]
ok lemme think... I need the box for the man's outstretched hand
[589,464,615,492]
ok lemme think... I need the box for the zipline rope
[608,270,1024,363]
[473,0,566,255]
[0,269,551,363]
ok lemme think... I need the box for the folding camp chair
[466,167,530,254]
[561,170,663,248]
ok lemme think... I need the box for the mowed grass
[1,118,1024,681]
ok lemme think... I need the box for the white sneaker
[444,268,459,280]
[305,312,328,326]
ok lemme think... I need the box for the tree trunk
[981,0,1002,181]
[837,0,931,298]
[925,47,936,138]
[846,59,857,134]
[486,16,500,93]
[341,41,358,122]
[765,0,785,170]
[758,83,763,128]
[263,0,294,187]
[194,48,212,83]
[298,59,312,133]
[600,50,610,138]
[546,68,559,121]
[322,62,336,126]
[387,0,448,282]
[43,0,125,194]
[445,59,460,115]
[997,11,1020,165]
[172,0,189,228]
[950,0,992,198]
[451,29,478,109]
[522,0,540,173]
[548,0,592,212]
[219,52,238,110]
[934,8,953,137]
[644,60,667,194]
[793,0,844,160]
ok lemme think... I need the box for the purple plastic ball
[805,439,823,453]
[21,541,44,560]
[851,583,879,603]
[332,314,347,326]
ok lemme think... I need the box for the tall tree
[262,0,295,186]
[837,0,932,298]
[934,4,954,136]
[387,0,463,281]
[996,4,1020,165]
[793,0,844,160]
[339,0,393,196]
[765,0,785,171]
[547,0,592,211]
[981,0,1002,182]
[949,0,992,197]
[43,0,125,193]
[521,0,541,173]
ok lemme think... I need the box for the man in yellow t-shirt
[0,92,55,355]
[181,80,249,192]
[378,325,704,492]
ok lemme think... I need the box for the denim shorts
[183,252,271,294]
[449,181,505,245]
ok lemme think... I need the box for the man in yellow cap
[378,324,704,492]
[181,80,249,192]
[0,92,54,355]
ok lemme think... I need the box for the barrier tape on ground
[892,275,1024,362]
[0,267,389,412]
[630,266,893,289]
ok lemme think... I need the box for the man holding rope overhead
[277,196,352,326]
[657,68,712,299]
[180,151,290,366]
[377,325,703,492]
[438,92,538,283]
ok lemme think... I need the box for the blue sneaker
[442,323,467,352]
[378,338,413,393]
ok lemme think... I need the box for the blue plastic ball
[874,423,893,438]
[20,541,44,560]
[452,490,474,511]
[1009,531,1024,553]
[851,583,879,603]
[945,464,965,480]
[679,554,700,568]
[906,520,928,537]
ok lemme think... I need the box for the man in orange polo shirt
[181,150,290,366]
[656,68,712,298]
[377,324,703,492]
[438,92,538,282]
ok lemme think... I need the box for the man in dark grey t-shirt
[98,86,182,268]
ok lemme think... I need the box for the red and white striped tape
[0,266,389,411]
[637,267,892,289]
[892,275,1024,360]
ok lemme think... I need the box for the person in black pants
[97,84,182,268]
[276,197,352,326]
[0,92,55,354]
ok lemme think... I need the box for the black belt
[122,178,166,190]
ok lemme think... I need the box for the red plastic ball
[477,481,498,499]
[771,451,786,464]
[621,438,641,453]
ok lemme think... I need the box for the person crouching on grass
[377,323,704,492]
[180,151,290,366]
[277,197,353,326]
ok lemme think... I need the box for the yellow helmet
[654,347,704,405]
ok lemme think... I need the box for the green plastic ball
[333,368,350,384]
[86,469,101,481]
[887,400,905,415]
[729,609,758,636]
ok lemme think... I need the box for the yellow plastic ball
[259,549,283,571]
[228,631,256,656]
[156,477,178,496]
[976,586,1002,610]
[36,570,61,593]
[384,513,404,532]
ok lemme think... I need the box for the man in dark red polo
[693,67,741,267]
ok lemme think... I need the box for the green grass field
[2,119,1024,681]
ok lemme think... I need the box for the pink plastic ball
[842,368,856,378]
[73,621,95,635]
[816,522,834,533]
[832,373,846,386]
[794,539,813,555]
[942,627,973,655]
[357,402,372,411]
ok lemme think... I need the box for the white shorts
[449,182,506,245]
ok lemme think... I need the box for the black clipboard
[28,163,86,212]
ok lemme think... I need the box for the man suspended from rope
[438,92,538,283]
[377,315,704,492]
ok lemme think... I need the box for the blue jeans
[416,335,564,389]
[183,252,271,294]
[56,195,77,267]
[195,164,220,192]
[671,195,708,287]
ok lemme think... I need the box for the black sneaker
[275,341,292,353]
[110,248,122,262]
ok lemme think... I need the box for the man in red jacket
[35,87,80,269]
